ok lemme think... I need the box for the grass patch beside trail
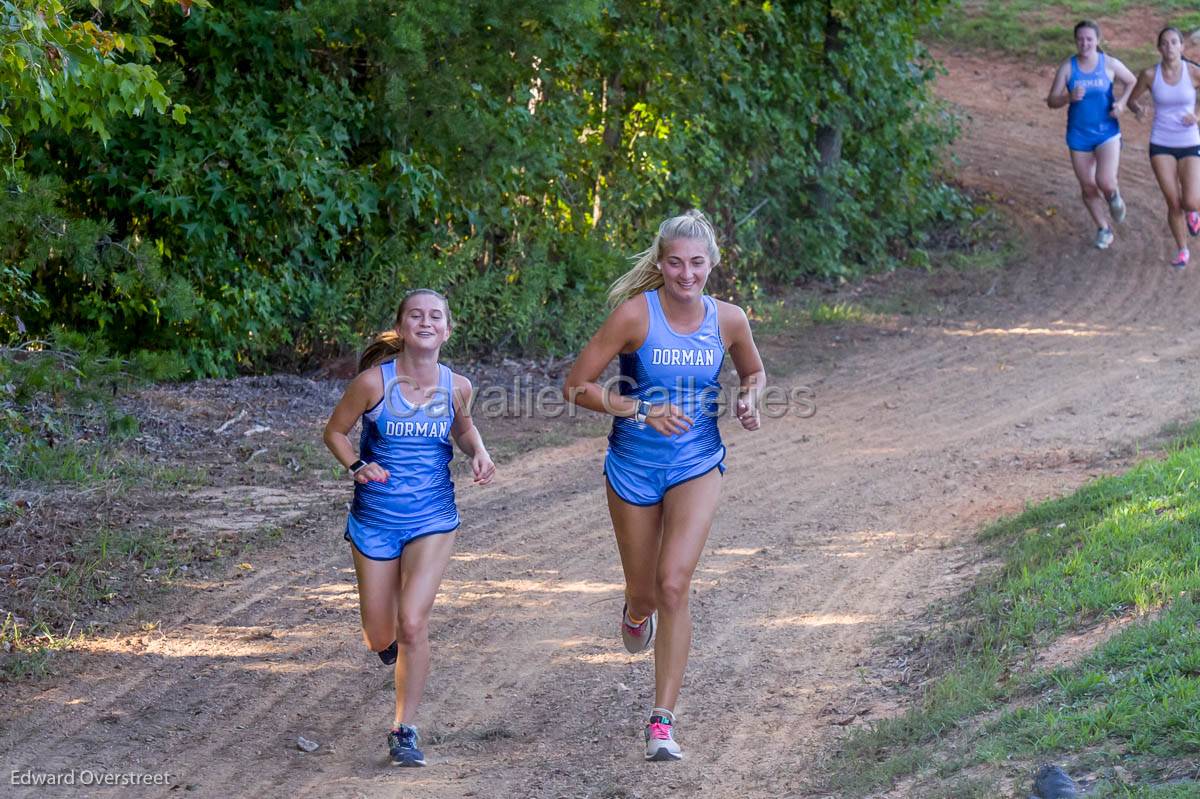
[822,425,1200,796]
[934,1,1198,63]
[1,333,190,486]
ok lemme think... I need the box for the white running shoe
[620,604,655,654]
[1095,227,1114,250]
[644,710,682,761]
[1108,191,1126,224]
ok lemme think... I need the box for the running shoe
[388,724,427,767]
[1188,211,1200,237]
[644,710,682,761]
[378,640,398,666]
[1095,227,1114,250]
[1108,191,1126,224]
[1172,248,1190,269]
[620,603,655,654]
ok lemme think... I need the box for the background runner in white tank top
[1150,62,1200,147]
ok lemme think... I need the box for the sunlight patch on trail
[942,326,1113,338]
[758,612,880,629]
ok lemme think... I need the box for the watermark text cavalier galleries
[11,769,175,787]
[381,375,817,421]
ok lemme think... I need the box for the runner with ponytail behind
[562,210,766,761]
[323,288,495,767]
[1129,26,1200,268]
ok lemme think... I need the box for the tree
[1,0,200,342]
[1,0,198,145]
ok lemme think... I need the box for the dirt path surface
[4,49,1200,799]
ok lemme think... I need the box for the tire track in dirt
[6,48,1200,799]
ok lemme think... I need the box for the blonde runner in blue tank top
[608,288,724,468]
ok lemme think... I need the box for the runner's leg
[1070,148,1111,230]
[607,483,663,623]
[1178,153,1200,218]
[1150,154,1186,251]
[1094,136,1123,220]
[393,531,457,726]
[654,468,722,712]
[351,544,400,653]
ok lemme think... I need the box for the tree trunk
[593,71,624,229]
[813,7,844,213]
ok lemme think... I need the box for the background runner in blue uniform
[1046,20,1136,250]
[563,210,767,762]
[324,288,495,768]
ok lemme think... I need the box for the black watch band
[347,459,367,474]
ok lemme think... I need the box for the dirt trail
[5,50,1200,798]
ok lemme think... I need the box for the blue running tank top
[1066,53,1120,150]
[608,289,725,467]
[351,360,458,530]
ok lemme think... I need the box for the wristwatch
[347,459,367,474]
[634,400,651,424]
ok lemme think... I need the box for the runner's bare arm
[323,368,389,482]
[450,374,494,485]
[1127,67,1156,119]
[718,302,766,431]
[1109,57,1137,114]
[1047,61,1072,108]
[1187,63,1200,127]
[562,297,692,435]
[562,298,646,418]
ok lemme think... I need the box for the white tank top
[1151,62,1200,148]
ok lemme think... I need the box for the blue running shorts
[345,511,459,561]
[1066,129,1120,153]
[604,446,726,507]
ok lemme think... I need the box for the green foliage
[9,0,965,375]
[0,0,200,143]
[0,331,186,483]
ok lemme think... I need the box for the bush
[9,0,963,375]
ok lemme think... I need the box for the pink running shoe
[1188,211,1200,237]
[1171,248,1190,269]
[620,603,655,654]
[644,709,682,761]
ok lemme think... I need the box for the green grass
[933,1,1196,63]
[0,613,80,682]
[822,423,1200,796]
[810,301,868,325]
[14,440,209,487]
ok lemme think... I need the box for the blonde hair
[357,288,453,373]
[608,210,721,306]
